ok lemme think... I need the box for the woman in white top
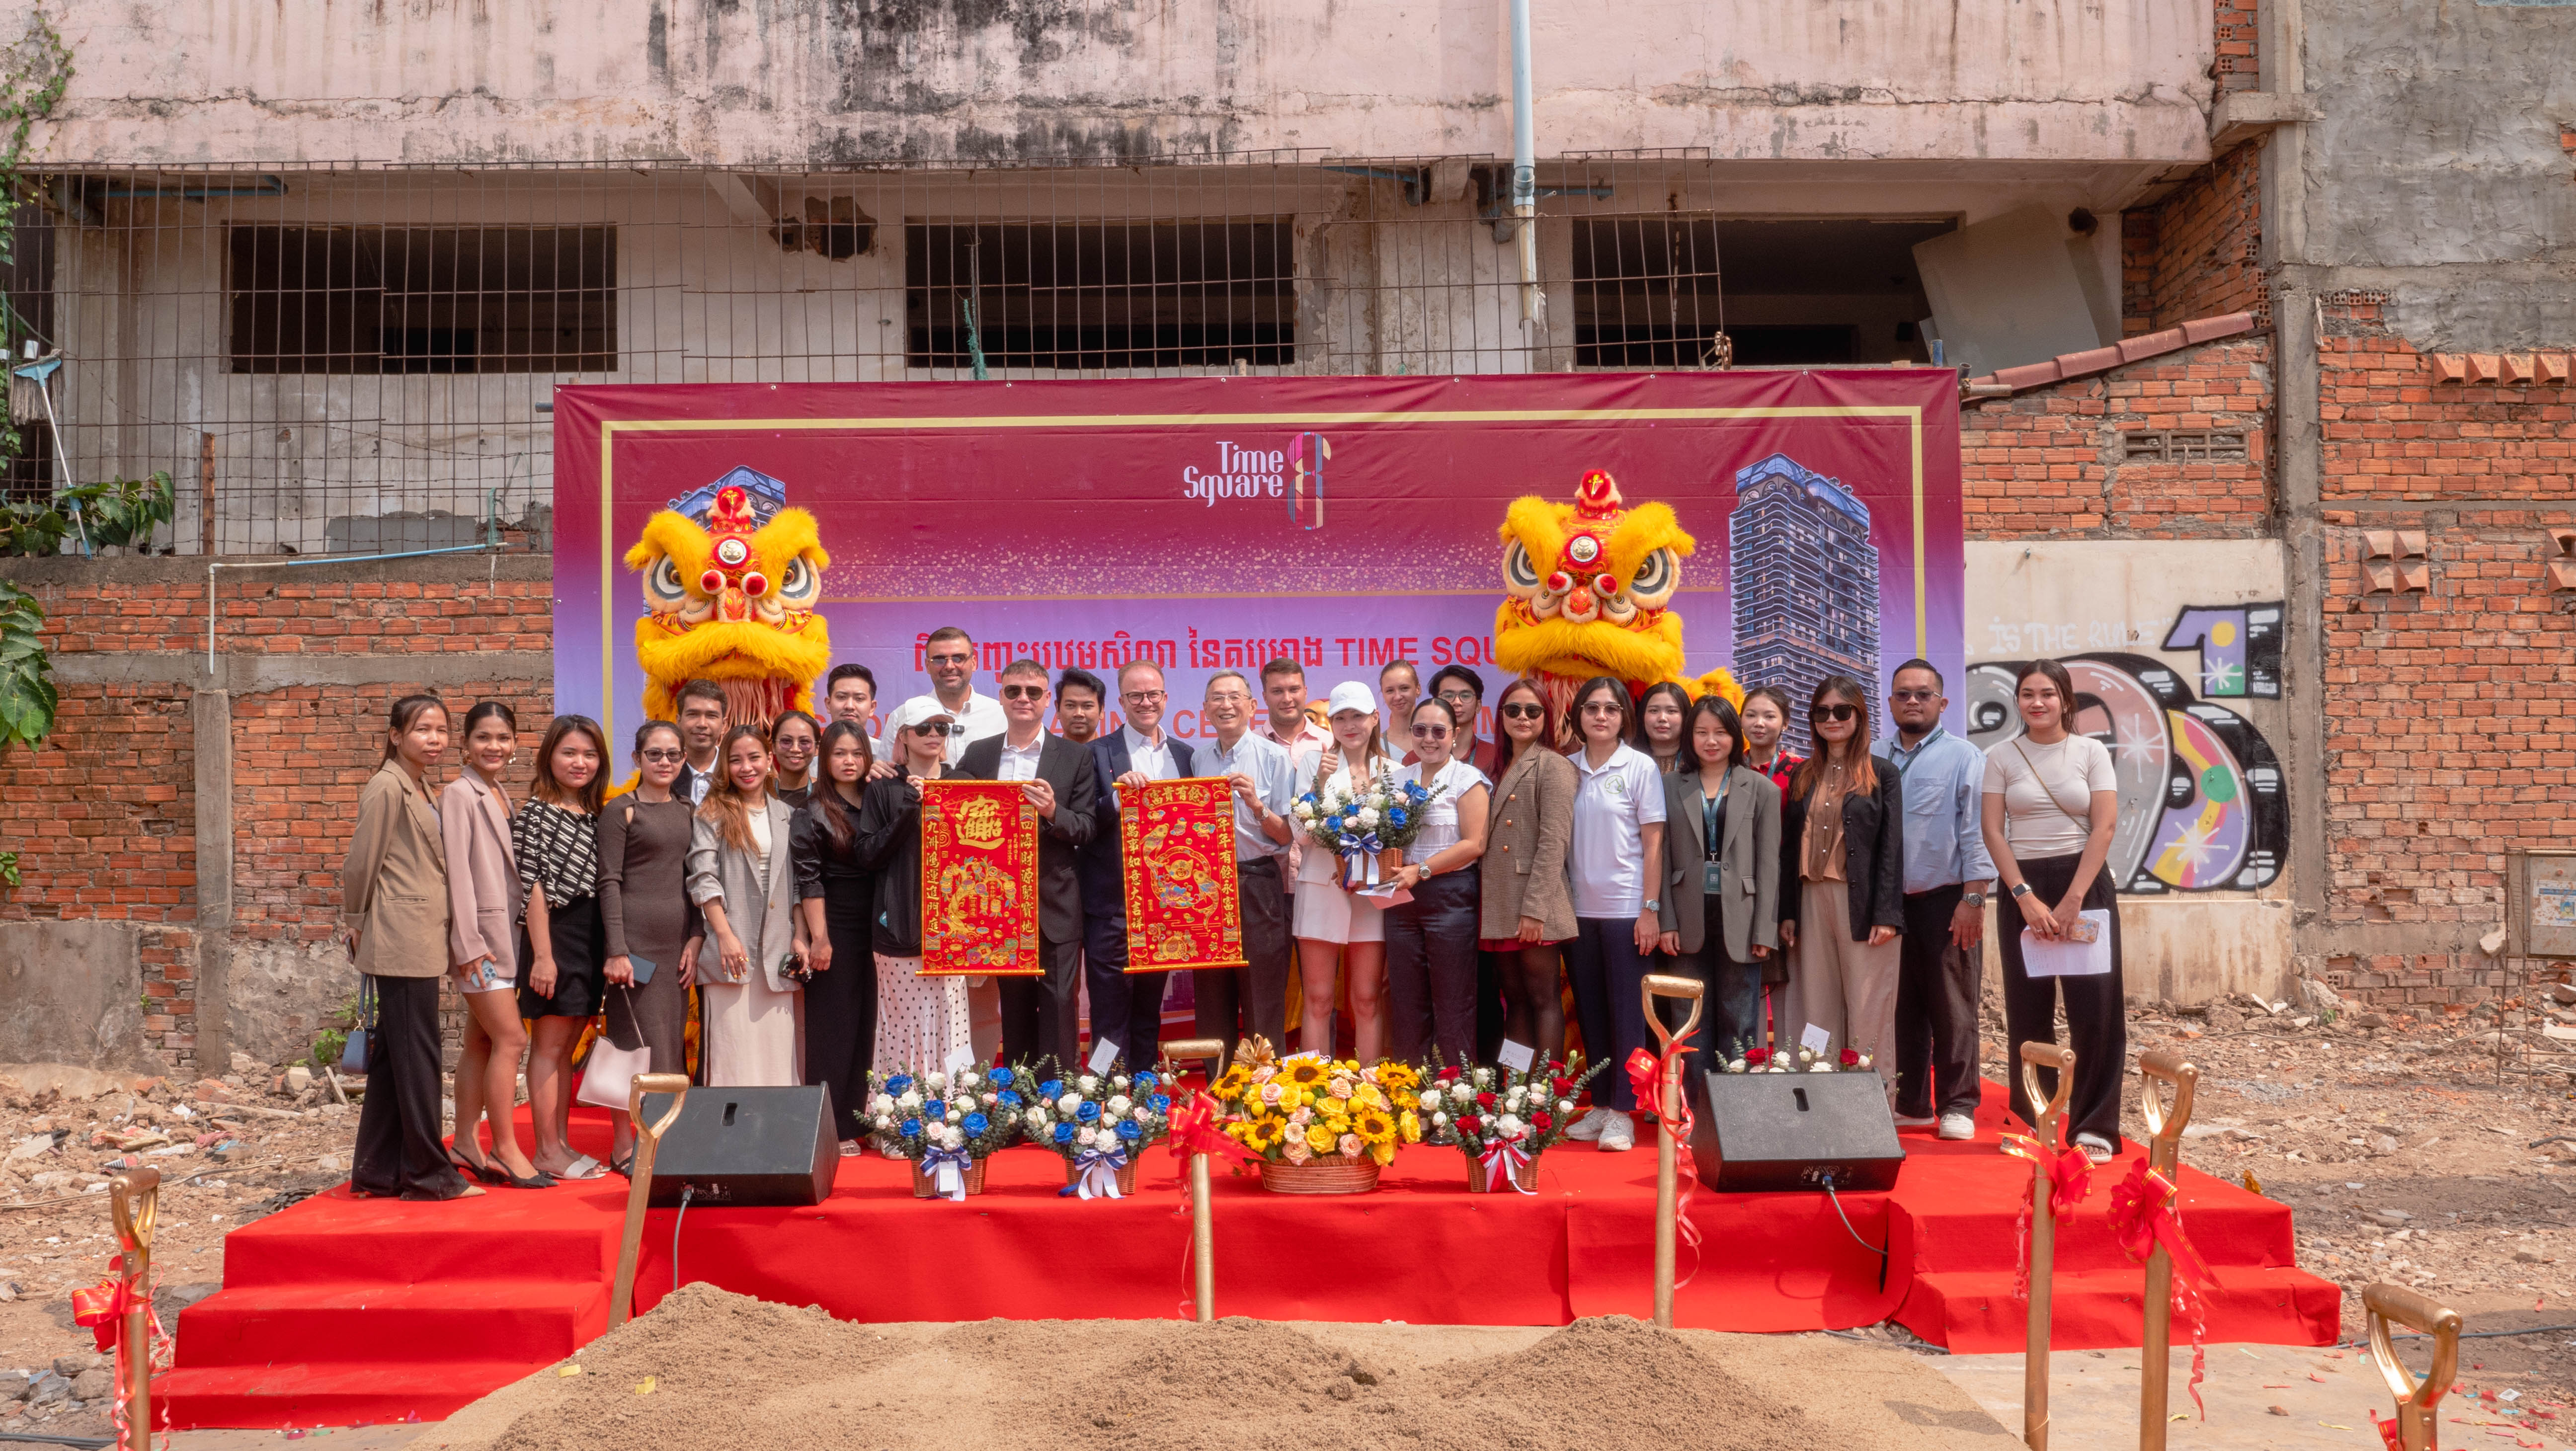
[686,725,805,1087]
[1980,658,2124,1163]
[1384,696,1491,1064]
[1556,677,1667,1154]
[1292,681,1402,1061]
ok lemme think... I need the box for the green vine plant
[0,577,48,887]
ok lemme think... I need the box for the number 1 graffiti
[1967,614,2287,893]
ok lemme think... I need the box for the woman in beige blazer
[1654,696,1782,1063]
[1477,677,1579,1061]
[438,701,549,1189]
[341,696,480,1201]
[688,725,806,1086]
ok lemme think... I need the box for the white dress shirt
[1105,724,1180,811]
[886,689,1007,765]
[996,732,1046,783]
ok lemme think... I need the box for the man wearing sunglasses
[885,625,1006,765]
[1878,659,1994,1142]
[1073,659,1200,1070]
[957,659,1102,1071]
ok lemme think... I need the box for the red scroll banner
[918,780,1042,977]
[1120,778,1246,973]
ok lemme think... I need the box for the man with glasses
[1421,663,1499,775]
[1877,658,1994,1142]
[957,659,1101,1071]
[886,626,1005,765]
[1194,671,1297,1064]
[1074,659,1199,1069]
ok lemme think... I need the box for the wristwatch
[1962,890,1987,908]
[2009,883,2034,899]
[1643,897,1662,913]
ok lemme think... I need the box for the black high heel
[446,1146,494,1182]
[485,1159,558,1189]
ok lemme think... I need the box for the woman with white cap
[1290,681,1401,1061]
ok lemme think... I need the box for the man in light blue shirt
[1196,671,1297,1066]
[1879,659,1997,1141]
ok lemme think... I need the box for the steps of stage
[154,1356,567,1429]
[1892,1264,2342,1355]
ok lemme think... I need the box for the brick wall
[1961,336,2272,539]
[2312,307,2576,1009]
[2214,0,2260,94]
[2122,140,2267,336]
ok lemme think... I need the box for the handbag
[337,975,376,1075]
[575,987,652,1110]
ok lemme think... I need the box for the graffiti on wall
[1967,602,2287,894]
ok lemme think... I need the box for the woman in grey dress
[598,721,698,1172]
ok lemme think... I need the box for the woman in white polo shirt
[1556,677,1667,1153]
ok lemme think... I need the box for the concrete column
[192,686,234,1076]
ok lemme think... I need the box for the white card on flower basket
[943,1045,975,1077]
[1496,1039,1536,1073]
[1088,1037,1121,1075]
[1799,1023,1833,1054]
[1354,883,1413,907]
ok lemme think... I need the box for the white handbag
[575,989,653,1110]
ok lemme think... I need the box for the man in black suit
[954,658,1100,1073]
[1075,660,1198,1072]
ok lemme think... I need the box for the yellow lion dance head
[1493,468,1740,728]
[623,471,832,727]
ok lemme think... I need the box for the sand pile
[431,1284,1992,1451]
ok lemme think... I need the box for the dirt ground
[2,980,2572,1439]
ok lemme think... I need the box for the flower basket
[1465,1152,1541,1194]
[1064,1157,1139,1196]
[912,1158,988,1199]
[1259,1157,1381,1195]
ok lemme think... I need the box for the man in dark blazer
[1075,660,1197,1071]
[955,658,1100,1073]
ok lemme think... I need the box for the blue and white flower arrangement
[864,1064,1025,1199]
[1014,1064,1174,1199]
[1290,766,1442,889]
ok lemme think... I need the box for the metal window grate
[2122,429,2251,462]
[905,220,1295,372]
[227,225,616,375]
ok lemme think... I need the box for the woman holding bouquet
[1385,696,1490,1063]
[1290,681,1402,1062]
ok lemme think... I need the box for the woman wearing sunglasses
[1557,677,1668,1154]
[596,721,697,1173]
[1478,676,1578,1063]
[851,710,974,1120]
[1384,696,1490,1063]
[1776,676,1907,1099]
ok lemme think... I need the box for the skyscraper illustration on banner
[1728,453,1882,756]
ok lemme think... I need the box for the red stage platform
[154,1082,2337,1430]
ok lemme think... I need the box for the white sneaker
[2074,1132,2116,1164]
[1565,1107,1613,1142]
[1937,1113,1976,1141]
[1892,1113,1938,1129]
[1597,1113,1636,1152]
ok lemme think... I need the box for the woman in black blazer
[1775,675,1905,1096]
[1653,696,1781,1063]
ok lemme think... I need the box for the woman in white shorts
[1291,682,1401,1061]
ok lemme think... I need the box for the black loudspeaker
[1685,1070,1905,1192]
[639,1085,835,1207]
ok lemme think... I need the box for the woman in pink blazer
[439,700,550,1189]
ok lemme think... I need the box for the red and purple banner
[552,373,1964,744]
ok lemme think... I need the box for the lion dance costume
[623,468,832,729]
[1493,468,1742,733]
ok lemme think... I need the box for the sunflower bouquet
[1290,761,1443,890]
[1208,1050,1423,1191]
[863,1064,1026,1199]
[1015,1064,1175,1199]
[1415,1055,1604,1193]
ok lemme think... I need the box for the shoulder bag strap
[2009,738,2095,838]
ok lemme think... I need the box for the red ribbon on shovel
[1998,1132,2094,1302]
[1624,1045,1702,1289]
[2105,1159,2216,1419]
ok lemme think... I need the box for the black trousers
[1997,852,2127,1145]
[1385,868,1482,1065]
[1000,935,1084,1076]
[1894,883,1985,1120]
[804,885,879,1142]
[1679,898,1762,1062]
[351,974,470,1200]
[1081,911,1171,1073]
[1195,858,1292,1067]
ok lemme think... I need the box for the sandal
[485,1160,558,1190]
[447,1146,496,1183]
[548,1154,607,1181]
[607,1153,636,1177]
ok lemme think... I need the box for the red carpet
[154,1080,2337,1429]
